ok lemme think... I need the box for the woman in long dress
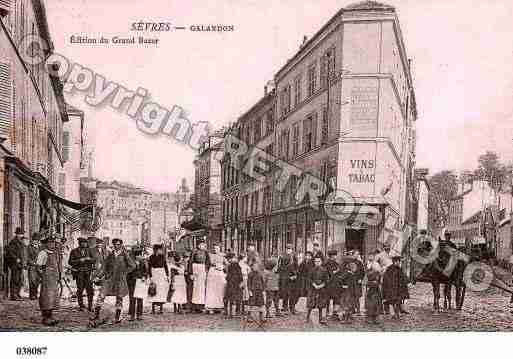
[169,254,187,313]
[205,245,226,314]
[148,244,169,314]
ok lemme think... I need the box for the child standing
[263,259,281,318]
[247,262,266,324]
[170,255,187,313]
[339,261,357,323]
[306,254,329,325]
[365,266,382,324]
[382,255,410,320]
[225,253,243,318]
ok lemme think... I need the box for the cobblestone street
[2,279,513,332]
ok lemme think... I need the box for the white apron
[149,268,168,303]
[171,274,187,305]
[133,278,148,299]
[205,268,226,309]
[192,263,207,305]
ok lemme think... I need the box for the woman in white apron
[169,255,187,313]
[205,245,226,314]
[148,244,169,314]
[189,240,211,313]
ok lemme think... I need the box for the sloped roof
[344,1,395,11]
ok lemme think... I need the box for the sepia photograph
[0,0,513,352]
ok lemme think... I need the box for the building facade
[220,1,418,259]
[192,132,224,249]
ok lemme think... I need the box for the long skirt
[149,268,168,303]
[171,274,187,305]
[192,263,207,305]
[133,279,148,299]
[205,268,226,309]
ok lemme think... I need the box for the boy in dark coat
[339,261,357,322]
[126,246,148,321]
[382,256,410,320]
[298,251,314,298]
[263,259,281,318]
[248,262,266,323]
[68,237,96,311]
[306,254,329,325]
[325,250,341,319]
[225,252,243,318]
[365,267,382,324]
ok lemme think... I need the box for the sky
[44,0,513,192]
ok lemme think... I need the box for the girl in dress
[239,255,251,315]
[148,244,170,314]
[169,254,187,313]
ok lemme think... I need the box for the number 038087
[16,347,48,356]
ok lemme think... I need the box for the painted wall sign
[350,85,379,125]
[348,159,376,183]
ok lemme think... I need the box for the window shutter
[312,112,318,148]
[0,61,12,140]
[0,0,11,17]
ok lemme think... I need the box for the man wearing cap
[36,236,62,326]
[92,238,136,324]
[277,244,297,314]
[382,255,410,320]
[5,227,27,301]
[69,237,96,311]
[188,240,211,313]
[27,233,41,300]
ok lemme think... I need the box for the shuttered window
[0,61,12,139]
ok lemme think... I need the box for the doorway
[345,228,365,254]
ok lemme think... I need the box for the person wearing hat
[188,240,211,313]
[306,253,329,325]
[312,242,325,263]
[92,238,136,324]
[127,245,148,321]
[27,233,41,300]
[381,255,410,320]
[298,251,314,299]
[224,252,243,318]
[5,227,27,300]
[375,243,393,314]
[325,249,341,319]
[68,237,96,311]
[277,243,298,315]
[36,236,61,326]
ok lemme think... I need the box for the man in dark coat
[298,251,314,298]
[69,237,96,311]
[183,250,194,313]
[27,233,41,300]
[382,255,410,320]
[5,227,26,300]
[92,238,136,324]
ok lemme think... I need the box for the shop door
[345,228,365,254]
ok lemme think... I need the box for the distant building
[414,169,429,232]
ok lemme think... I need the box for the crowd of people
[3,227,412,327]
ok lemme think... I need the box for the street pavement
[2,278,513,332]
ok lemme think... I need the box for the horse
[411,240,468,311]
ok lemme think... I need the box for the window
[266,143,274,156]
[19,192,25,232]
[0,61,12,140]
[320,47,336,88]
[58,173,66,197]
[294,75,302,107]
[280,85,291,117]
[254,117,262,143]
[307,63,317,97]
[265,109,274,136]
[62,131,70,162]
[280,129,290,160]
[292,123,299,157]
[321,106,329,144]
[303,116,312,152]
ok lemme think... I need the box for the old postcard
[1,0,513,351]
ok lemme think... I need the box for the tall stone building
[221,1,418,258]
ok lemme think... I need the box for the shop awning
[39,186,93,212]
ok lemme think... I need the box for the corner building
[221,1,418,258]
